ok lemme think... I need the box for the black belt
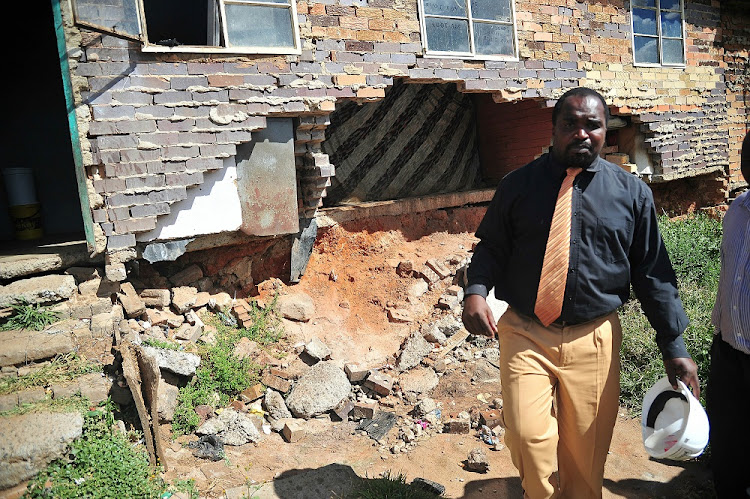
[515,308,614,329]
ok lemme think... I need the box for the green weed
[619,213,721,414]
[346,471,443,498]
[0,394,91,418]
[0,353,100,397]
[1,300,60,331]
[23,401,168,499]
[142,337,180,350]
[171,298,283,436]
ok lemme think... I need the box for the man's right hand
[462,294,498,338]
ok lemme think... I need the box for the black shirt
[466,153,690,359]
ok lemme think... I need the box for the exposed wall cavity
[322,80,481,206]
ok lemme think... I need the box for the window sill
[632,61,686,69]
[141,44,301,55]
[422,51,519,62]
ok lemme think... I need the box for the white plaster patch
[136,161,242,242]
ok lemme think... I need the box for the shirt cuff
[464,284,489,299]
[657,334,690,359]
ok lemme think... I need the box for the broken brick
[240,384,265,402]
[262,372,291,393]
[481,409,504,429]
[352,402,377,420]
[282,420,305,442]
[344,363,369,383]
[364,370,393,396]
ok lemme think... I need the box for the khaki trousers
[497,307,622,499]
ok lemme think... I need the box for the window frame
[630,0,686,68]
[71,0,301,55]
[417,0,519,61]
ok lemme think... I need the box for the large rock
[398,367,439,395]
[277,292,315,322]
[285,362,351,418]
[139,288,171,308]
[304,338,331,361]
[0,274,77,307]
[263,389,292,422]
[0,411,84,489]
[141,346,201,377]
[0,328,75,367]
[172,286,198,314]
[396,332,433,371]
[196,408,262,446]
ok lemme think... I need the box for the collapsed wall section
[59,0,742,277]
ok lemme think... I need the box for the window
[71,0,300,54]
[418,0,518,59]
[631,0,685,66]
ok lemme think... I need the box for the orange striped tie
[534,167,582,327]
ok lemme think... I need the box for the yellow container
[9,203,43,240]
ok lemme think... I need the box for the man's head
[551,87,609,169]
[741,131,749,183]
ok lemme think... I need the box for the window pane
[661,0,680,10]
[631,0,656,6]
[473,22,513,55]
[634,36,658,64]
[225,4,294,47]
[470,0,511,22]
[662,38,684,64]
[632,8,657,35]
[73,0,141,37]
[661,12,682,38]
[425,17,470,52]
[423,0,468,18]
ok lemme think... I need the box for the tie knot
[566,167,582,178]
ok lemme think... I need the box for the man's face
[551,95,607,168]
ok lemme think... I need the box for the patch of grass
[619,213,721,414]
[142,337,180,350]
[346,471,443,498]
[0,353,100,396]
[1,300,60,331]
[0,394,91,418]
[23,400,169,499]
[171,298,284,436]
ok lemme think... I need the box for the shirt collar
[547,152,603,176]
[738,190,750,210]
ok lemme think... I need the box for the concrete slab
[316,188,496,227]
[0,238,100,281]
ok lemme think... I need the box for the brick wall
[60,0,746,264]
[474,96,553,182]
[721,2,750,191]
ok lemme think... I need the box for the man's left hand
[663,357,700,398]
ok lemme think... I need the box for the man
[462,87,699,498]
[707,131,749,498]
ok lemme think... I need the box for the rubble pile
[1,243,510,493]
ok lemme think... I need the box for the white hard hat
[641,376,709,461]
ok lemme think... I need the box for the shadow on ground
[240,457,713,499]
[604,458,715,499]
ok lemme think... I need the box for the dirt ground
[151,207,714,498]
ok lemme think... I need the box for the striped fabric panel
[322,80,480,205]
[712,192,750,354]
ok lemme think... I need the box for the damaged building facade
[1,0,748,291]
